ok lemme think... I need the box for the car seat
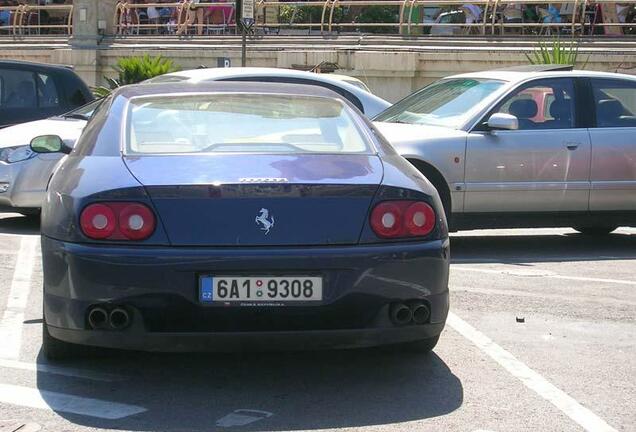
[508,99,538,129]
[545,100,572,129]
[597,99,636,128]
[6,80,36,107]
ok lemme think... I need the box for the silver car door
[464,77,591,213]
[588,78,636,211]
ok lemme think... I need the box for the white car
[146,67,390,117]
[0,100,100,215]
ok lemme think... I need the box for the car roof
[113,80,351,100]
[448,69,636,84]
[0,59,74,72]
[152,67,373,92]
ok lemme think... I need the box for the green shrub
[526,37,588,68]
[93,54,180,97]
[279,5,344,26]
[355,6,399,34]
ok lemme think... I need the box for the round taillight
[80,204,116,239]
[370,202,403,238]
[119,203,156,240]
[404,202,436,236]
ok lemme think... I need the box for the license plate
[199,276,323,304]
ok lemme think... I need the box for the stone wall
[2,44,631,102]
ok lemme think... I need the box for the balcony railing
[113,1,237,35]
[0,1,634,37]
[0,3,73,36]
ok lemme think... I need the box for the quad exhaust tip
[87,307,108,329]
[109,308,130,330]
[389,301,431,326]
[88,305,131,330]
[410,301,431,325]
[390,303,413,326]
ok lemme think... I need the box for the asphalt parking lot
[0,212,634,432]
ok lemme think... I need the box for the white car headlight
[0,145,36,164]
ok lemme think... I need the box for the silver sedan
[374,67,636,235]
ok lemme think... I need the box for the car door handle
[564,141,580,150]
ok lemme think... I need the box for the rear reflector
[80,202,156,241]
[370,201,436,239]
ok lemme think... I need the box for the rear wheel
[385,335,440,354]
[573,226,618,235]
[407,160,452,229]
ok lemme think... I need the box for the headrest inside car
[509,99,538,119]
[597,99,624,123]
[549,100,571,120]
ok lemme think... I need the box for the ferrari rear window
[126,93,371,155]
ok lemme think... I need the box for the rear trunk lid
[123,154,383,246]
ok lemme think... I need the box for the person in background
[0,1,12,28]
[462,3,482,24]
[146,0,160,25]
[462,3,482,33]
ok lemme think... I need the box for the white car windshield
[375,78,505,128]
[126,94,371,155]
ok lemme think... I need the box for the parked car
[0,60,93,128]
[0,99,101,215]
[0,68,388,215]
[146,67,391,117]
[374,67,636,235]
[35,82,449,359]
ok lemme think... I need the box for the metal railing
[114,0,634,36]
[0,3,73,36]
[1,1,634,37]
[114,1,236,35]
[254,0,636,35]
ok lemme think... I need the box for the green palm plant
[93,55,180,97]
[526,37,588,68]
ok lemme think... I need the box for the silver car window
[493,78,576,130]
[591,78,636,128]
[375,78,505,128]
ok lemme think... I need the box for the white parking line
[0,383,146,420]
[0,236,38,360]
[0,359,127,382]
[447,312,618,432]
[453,266,636,286]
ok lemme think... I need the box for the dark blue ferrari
[32,82,450,360]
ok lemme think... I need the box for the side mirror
[487,113,519,131]
[30,135,72,154]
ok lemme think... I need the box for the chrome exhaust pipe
[88,307,108,329]
[109,307,130,330]
[390,303,413,326]
[410,302,431,325]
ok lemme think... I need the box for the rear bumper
[48,322,446,352]
[42,236,450,351]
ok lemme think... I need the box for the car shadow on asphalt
[0,214,40,236]
[451,231,636,263]
[36,347,463,430]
